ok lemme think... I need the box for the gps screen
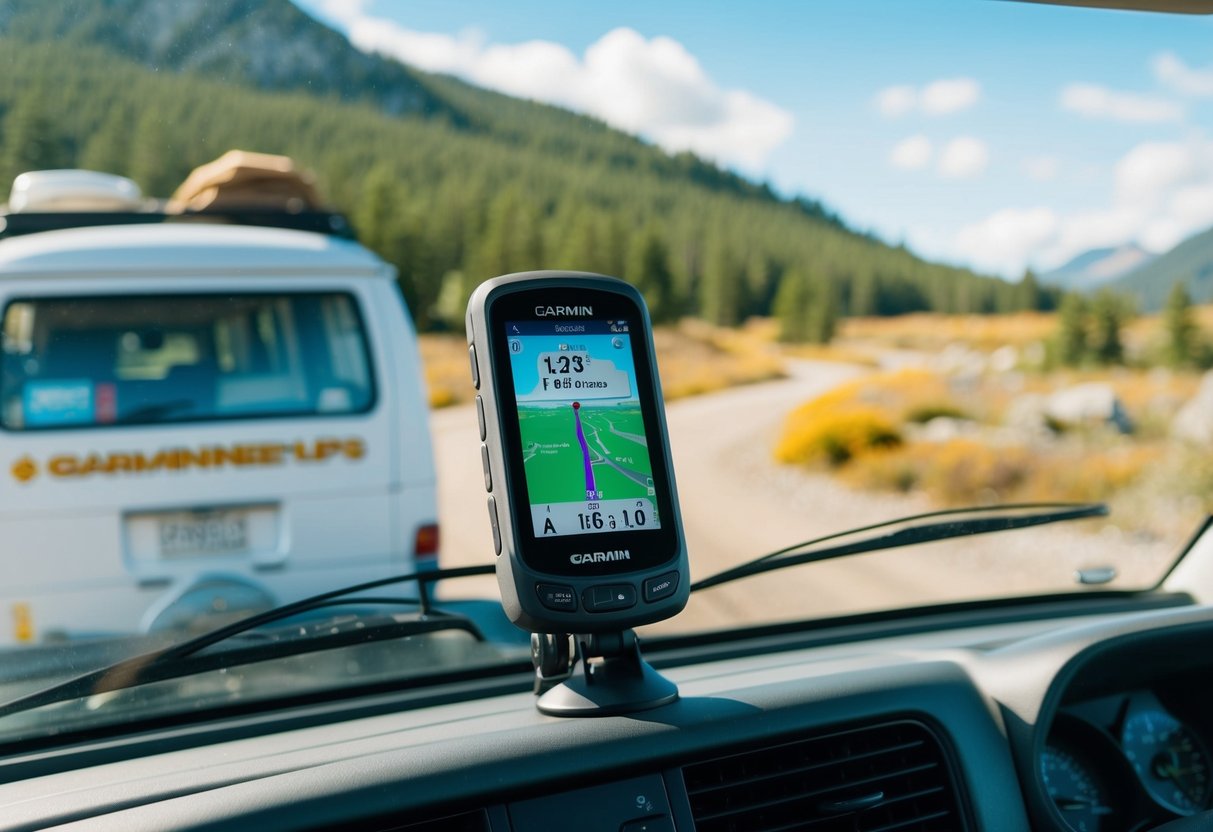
[505,319,661,539]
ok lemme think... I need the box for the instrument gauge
[1041,744,1114,832]
[1121,709,1212,816]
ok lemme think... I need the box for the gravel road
[431,360,1176,635]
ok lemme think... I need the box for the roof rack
[0,208,356,241]
[0,151,357,241]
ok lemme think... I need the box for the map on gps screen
[506,319,661,539]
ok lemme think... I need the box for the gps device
[466,271,689,634]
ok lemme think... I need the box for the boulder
[1173,371,1213,444]
[1044,383,1132,434]
[916,416,976,442]
[1004,393,1053,437]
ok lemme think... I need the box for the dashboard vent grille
[682,720,964,832]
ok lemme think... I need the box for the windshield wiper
[0,564,495,721]
[690,502,1109,592]
[1,504,1109,721]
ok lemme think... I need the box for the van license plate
[159,512,250,559]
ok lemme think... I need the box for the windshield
[1,0,1211,741]
[2,292,374,428]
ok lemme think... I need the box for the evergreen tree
[79,105,133,174]
[1016,269,1041,313]
[353,169,444,325]
[1089,290,1130,365]
[0,37,1042,332]
[743,252,772,318]
[625,224,675,323]
[698,232,741,327]
[849,268,877,317]
[1,92,72,186]
[471,186,544,283]
[354,165,400,258]
[774,270,811,343]
[774,271,837,344]
[127,109,177,196]
[1164,280,1200,368]
[1055,293,1088,367]
[555,209,609,274]
[808,277,839,344]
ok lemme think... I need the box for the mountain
[1114,226,1213,310]
[0,0,453,120]
[0,0,1045,328]
[1040,243,1154,291]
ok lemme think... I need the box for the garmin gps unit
[467,271,689,634]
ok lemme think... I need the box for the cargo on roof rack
[0,150,355,241]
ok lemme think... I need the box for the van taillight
[414,523,439,570]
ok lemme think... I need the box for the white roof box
[8,170,144,213]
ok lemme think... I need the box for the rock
[990,346,1018,374]
[916,416,976,442]
[1004,393,1053,436]
[1045,383,1132,434]
[1173,371,1213,444]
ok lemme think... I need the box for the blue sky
[297,0,1213,278]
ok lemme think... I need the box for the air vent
[682,720,965,832]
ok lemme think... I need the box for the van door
[1,278,401,640]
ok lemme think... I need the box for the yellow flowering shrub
[775,406,902,467]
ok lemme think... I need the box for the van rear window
[1,293,375,430]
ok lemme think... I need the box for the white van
[0,173,439,645]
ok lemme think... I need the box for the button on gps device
[584,583,637,613]
[466,271,689,634]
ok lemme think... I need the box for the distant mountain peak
[1114,225,1213,310]
[1041,242,1154,291]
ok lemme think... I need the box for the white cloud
[889,135,932,170]
[1153,52,1213,97]
[875,85,917,118]
[874,77,981,118]
[920,78,981,115]
[1022,155,1060,182]
[954,207,1059,275]
[937,136,988,179]
[1059,83,1184,123]
[954,137,1213,276]
[316,7,793,171]
[1113,140,1203,207]
[317,0,369,22]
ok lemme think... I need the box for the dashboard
[1027,622,1213,832]
[1046,685,1212,831]
[0,592,1210,832]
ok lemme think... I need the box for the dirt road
[430,360,1172,634]
[431,361,924,631]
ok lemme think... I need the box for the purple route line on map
[572,401,596,496]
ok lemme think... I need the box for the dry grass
[834,304,1213,367]
[419,334,472,409]
[775,364,1193,536]
[846,439,1164,506]
[418,319,787,409]
[839,312,1057,352]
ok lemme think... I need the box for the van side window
[0,293,375,430]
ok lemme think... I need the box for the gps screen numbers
[577,508,648,531]
[543,355,585,374]
[508,318,662,538]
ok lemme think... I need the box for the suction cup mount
[530,629,677,717]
